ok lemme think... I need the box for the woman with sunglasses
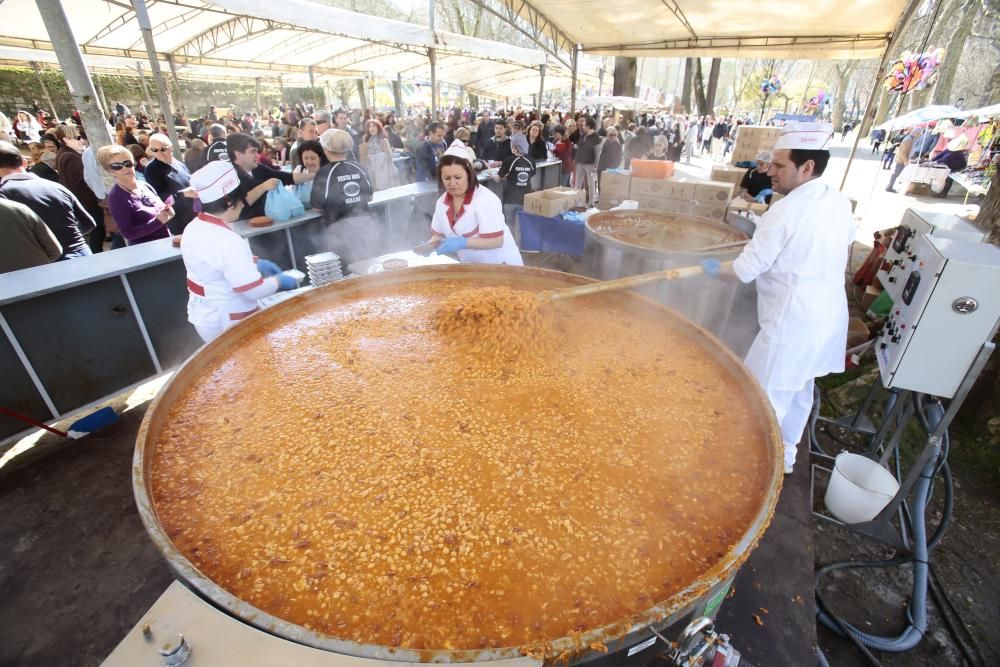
[98,145,174,246]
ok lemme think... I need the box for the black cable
[927,563,985,667]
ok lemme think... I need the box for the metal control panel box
[877,209,987,301]
[877,235,1000,397]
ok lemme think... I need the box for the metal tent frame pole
[30,61,59,122]
[93,72,110,118]
[35,0,112,147]
[538,62,546,113]
[166,54,185,117]
[136,61,154,116]
[255,77,263,116]
[131,0,179,150]
[839,0,922,191]
[570,45,579,112]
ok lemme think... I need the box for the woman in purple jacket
[97,145,174,246]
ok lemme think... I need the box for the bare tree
[830,61,857,130]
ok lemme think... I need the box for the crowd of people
[877,124,972,196]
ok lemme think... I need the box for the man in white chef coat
[705,122,856,474]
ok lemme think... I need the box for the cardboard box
[729,198,768,215]
[599,171,631,204]
[523,187,584,217]
[694,180,735,204]
[695,203,729,220]
[847,317,870,348]
[634,195,691,214]
[861,286,882,311]
[730,147,759,165]
[666,177,698,200]
[710,165,746,185]
[630,176,676,198]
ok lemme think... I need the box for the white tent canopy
[510,0,910,59]
[955,103,1000,120]
[0,0,596,100]
[874,105,963,131]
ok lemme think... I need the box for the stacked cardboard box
[729,198,768,215]
[730,125,782,165]
[599,171,632,208]
[628,177,734,220]
[523,186,585,217]
[710,165,746,186]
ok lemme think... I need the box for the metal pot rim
[133,264,782,663]
[585,210,748,260]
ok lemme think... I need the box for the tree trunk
[681,58,693,113]
[831,62,855,132]
[872,88,894,130]
[981,179,1000,245]
[705,58,721,112]
[613,57,637,122]
[931,0,976,105]
[984,62,1000,106]
[693,59,708,114]
[613,57,637,96]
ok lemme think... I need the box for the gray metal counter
[0,159,564,444]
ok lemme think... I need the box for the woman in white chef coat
[421,150,523,265]
[182,161,299,343]
[704,122,855,475]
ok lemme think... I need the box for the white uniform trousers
[765,378,815,470]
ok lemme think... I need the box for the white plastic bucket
[824,452,900,524]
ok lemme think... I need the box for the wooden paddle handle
[541,261,735,302]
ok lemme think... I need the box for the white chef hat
[443,142,473,161]
[773,122,834,150]
[190,161,241,204]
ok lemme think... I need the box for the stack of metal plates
[304,252,344,286]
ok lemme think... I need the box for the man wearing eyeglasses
[144,134,195,234]
[0,140,95,259]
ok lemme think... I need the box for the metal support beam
[255,77,262,115]
[462,0,573,70]
[570,45,579,112]
[308,65,315,90]
[30,62,59,122]
[131,0,179,150]
[35,0,112,147]
[93,72,110,117]
[136,61,154,115]
[166,54,185,116]
[840,0,922,190]
[429,47,438,119]
[393,73,403,117]
[278,75,285,105]
[537,62,546,113]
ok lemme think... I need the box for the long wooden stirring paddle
[539,261,735,303]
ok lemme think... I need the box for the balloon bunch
[884,48,946,93]
[761,76,783,96]
[804,90,827,112]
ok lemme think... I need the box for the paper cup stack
[305,252,344,286]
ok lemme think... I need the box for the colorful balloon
[884,48,946,93]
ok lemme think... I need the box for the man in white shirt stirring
[703,122,856,474]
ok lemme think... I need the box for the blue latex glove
[276,273,298,290]
[754,188,774,204]
[257,259,282,276]
[700,258,721,278]
[436,236,468,255]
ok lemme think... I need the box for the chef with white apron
[421,148,523,266]
[182,161,299,343]
[704,122,856,473]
